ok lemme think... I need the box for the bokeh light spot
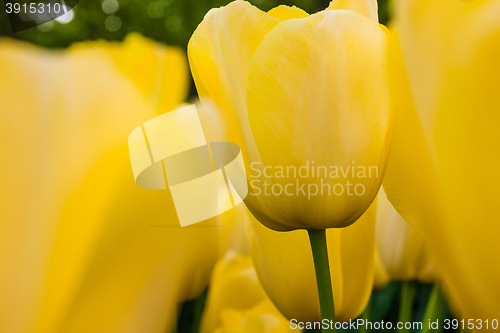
[55,7,74,24]
[105,15,121,31]
[102,0,119,15]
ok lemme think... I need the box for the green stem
[421,284,445,333]
[307,229,336,333]
[398,281,417,333]
[359,298,371,333]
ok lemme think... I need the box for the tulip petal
[246,10,389,230]
[0,37,205,333]
[200,251,267,333]
[326,0,378,22]
[56,148,218,333]
[373,248,389,289]
[188,0,279,155]
[422,1,500,319]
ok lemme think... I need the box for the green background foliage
[0,0,392,49]
[0,0,392,98]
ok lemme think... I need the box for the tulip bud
[188,0,390,231]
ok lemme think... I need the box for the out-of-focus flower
[376,188,434,282]
[248,202,377,322]
[201,251,295,333]
[384,0,500,322]
[214,301,294,333]
[0,35,217,333]
[188,0,390,231]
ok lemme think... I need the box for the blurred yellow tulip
[188,0,390,231]
[201,250,295,333]
[0,35,217,333]
[375,188,434,282]
[55,146,219,333]
[214,301,295,333]
[248,202,377,322]
[384,0,500,323]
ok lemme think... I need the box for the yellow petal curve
[327,0,378,22]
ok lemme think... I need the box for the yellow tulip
[188,0,390,231]
[201,250,295,333]
[384,0,500,323]
[375,188,434,282]
[0,36,218,333]
[248,202,376,322]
